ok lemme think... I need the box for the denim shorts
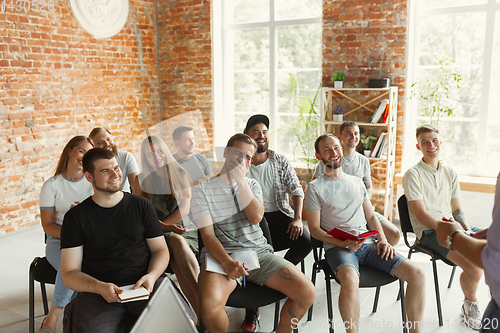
[325,242,406,277]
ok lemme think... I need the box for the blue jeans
[481,299,500,332]
[46,235,77,308]
[325,242,406,277]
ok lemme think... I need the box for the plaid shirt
[267,150,304,218]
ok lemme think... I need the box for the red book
[327,226,379,241]
[382,104,390,123]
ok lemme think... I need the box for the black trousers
[264,210,312,265]
[63,275,165,333]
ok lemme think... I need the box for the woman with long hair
[132,135,200,317]
[38,136,94,333]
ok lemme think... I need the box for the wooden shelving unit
[320,87,398,220]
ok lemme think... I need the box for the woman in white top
[38,136,94,333]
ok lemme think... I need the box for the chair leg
[301,259,305,274]
[447,266,457,289]
[372,286,381,313]
[431,259,444,326]
[399,279,408,333]
[29,261,35,333]
[41,282,49,315]
[324,274,334,333]
[274,301,280,331]
[307,262,318,321]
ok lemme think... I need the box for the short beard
[322,156,342,170]
[181,147,193,156]
[93,179,121,194]
[256,142,268,153]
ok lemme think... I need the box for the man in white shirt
[313,121,400,246]
[403,124,483,330]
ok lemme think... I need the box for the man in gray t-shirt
[313,121,400,246]
[305,134,425,332]
[191,133,315,333]
[172,126,213,186]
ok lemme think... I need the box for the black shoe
[241,308,260,332]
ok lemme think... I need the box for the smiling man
[242,115,312,332]
[191,133,314,333]
[306,134,425,333]
[313,121,400,246]
[59,148,169,333]
[403,124,483,330]
[89,127,139,193]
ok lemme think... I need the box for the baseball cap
[243,114,270,134]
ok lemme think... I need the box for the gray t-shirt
[191,176,271,257]
[117,150,139,192]
[174,152,212,183]
[305,174,370,250]
[314,153,371,189]
[247,159,279,213]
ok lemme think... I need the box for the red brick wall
[0,1,160,234]
[323,0,408,214]
[156,0,213,153]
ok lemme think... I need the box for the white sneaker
[461,299,482,330]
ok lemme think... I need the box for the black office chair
[398,194,457,327]
[307,237,407,333]
[29,256,57,333]
[198,217,298,332]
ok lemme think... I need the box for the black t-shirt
[60,192,163,286]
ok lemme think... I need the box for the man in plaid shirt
[240,114,312,332]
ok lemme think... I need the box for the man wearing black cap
[241,114,312,332]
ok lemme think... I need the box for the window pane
[275,0,322,20]
[228,0,269,24]
[486,11,500,175]
[234,72,270,114]
[234,29,269,70]
[419,13,486,66]
[439,120,479,175]
[278,24,322,69]
[420,0,487,8]
[276,71,321,114]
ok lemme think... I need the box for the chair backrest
[397,195,414,248]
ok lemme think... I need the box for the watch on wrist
[446,230,462,250]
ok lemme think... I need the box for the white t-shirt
[39,174,94,226]
[305,174,370,250]
[117,150,139,192]
[248,159,279,213]
[402,159,460,239]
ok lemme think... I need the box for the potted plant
[333,104,344,122]
[331,70,345,89]
[409,52,462,126]
[359,127,377,157]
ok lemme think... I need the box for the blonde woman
[38,136,94,333]
[132,136,200,317]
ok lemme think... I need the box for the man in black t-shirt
[60,148,169,333]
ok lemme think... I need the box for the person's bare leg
[336,266,360,333]
[170,258,199,318]
[264,263,315,333]
[379,217,401,246]
[199,270,237,333]
[169,235,200,316]
[446,250,483,302]
[393,260,426,333]
[41,305,63,329]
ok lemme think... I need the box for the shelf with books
[320,87,398,220]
